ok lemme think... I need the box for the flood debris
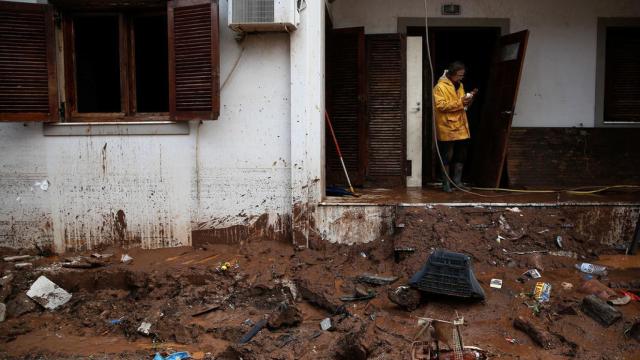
[0,303,5,322]
[26,276,72,310]
[490,279,503,289]
[626,319,640,342]
[340,285,375,301]
[153,351,191,360]
[581,295,622,326]
[578,279,619,301]
[356,273,398,286]
[137,321,152,335]
[533,282,552,302]
[3,255,32,262]
[513,316,553,349]
[518,269,542,283]
[408,250,485,300]
[412,315,488,360]
[120,254,134,264]
[320,317,333,331]
[388,285,422,311]
[575,262,608,276]
[267,302,302,329]
[14,262,32,269]
[238,318,267,344]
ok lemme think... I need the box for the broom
[325,110,359,197]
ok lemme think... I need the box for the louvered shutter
[604,27,640,123]
[366,34,406,187]
[326,28,366,186]
[168,0,219,121]
[0,1,58,121]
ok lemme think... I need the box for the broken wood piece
[581,295,622,326]
[191,304,222,317]
[3,255,32,262]
[357,274,399,286]
[513,316,553,349]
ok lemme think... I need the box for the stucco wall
[0,0,293,251]
[330,0,640,128]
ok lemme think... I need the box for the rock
[6,293,37,318]
[513,316,554,349]
[295,279,342,314]
[267,303,302,329]
[0,274,14,302]
[578,279,618,301]
[581,295,622,327]
[387,286,421,311]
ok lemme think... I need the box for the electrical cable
[422,0,639,198]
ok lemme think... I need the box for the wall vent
[441,4,461,16]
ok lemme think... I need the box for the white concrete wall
[0,0,293,251]
[330,0,640,128]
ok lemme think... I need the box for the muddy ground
[0,206,639,359]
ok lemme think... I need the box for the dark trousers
[438,140,468,166]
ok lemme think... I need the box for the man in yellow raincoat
[433,61,477,192]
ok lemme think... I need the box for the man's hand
[463,97,472,106]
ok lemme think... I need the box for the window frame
[595,18,640,128]
[61,9,171,122]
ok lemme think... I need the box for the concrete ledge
[43,122,190,136]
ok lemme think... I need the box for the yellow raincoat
[433,76,470,141]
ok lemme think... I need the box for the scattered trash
[490,279,503,289]
[341,284,375,301]
[533,282,552,302]
[359,252,368,258]
[608,294,631,306]
[153,351,191,360]
[388,285,422,311]
[496,235,505,244]
[0,303,5,323]
[26,276,72,310]
[537,229,550,234]
[109,318,123,325]
[14,263,33,269]
[505,336,518,344]
[506,207,521,213]
[91,253,113,259]
[623,291,640,302]
[549,250,578,258]
[561,282,574,290]
[408,250,485,300]
[3,255,32,262]
[518,269,542,283]
[220,261,231,271]
[555,236,563,248]
[120,254,133,264]
[137,321,152,335]
[581,295,622,327]
[320,317,333,331]
[511,250,548,255]
[561,223,575,229]
[267,302,302,329]
[356,273,398,286]
[575,262,607,276]
[238,318,267,344]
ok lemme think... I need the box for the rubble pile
[0,206,638,359]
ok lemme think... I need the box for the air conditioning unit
[229,0,299,32]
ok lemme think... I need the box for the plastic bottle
[463,93,474,111]
[574,262,608,276]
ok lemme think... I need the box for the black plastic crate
[408,249,485,299]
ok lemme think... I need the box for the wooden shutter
[326,27,366,186]
[0,1,58,121]
[366,34,406,187]
[168,0,219,121]
[604,27,640,123]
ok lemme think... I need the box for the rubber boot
[453,163,464,187]
[442,165,452,193]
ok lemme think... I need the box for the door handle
[501,110,513,116]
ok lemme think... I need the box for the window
[0,0,220,123]
[603,26,640,124]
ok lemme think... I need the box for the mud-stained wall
[316,205,395,245]
[0,0,293,251]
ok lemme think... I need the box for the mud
[0,208,639,359]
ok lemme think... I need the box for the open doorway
[407,26,500,185]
